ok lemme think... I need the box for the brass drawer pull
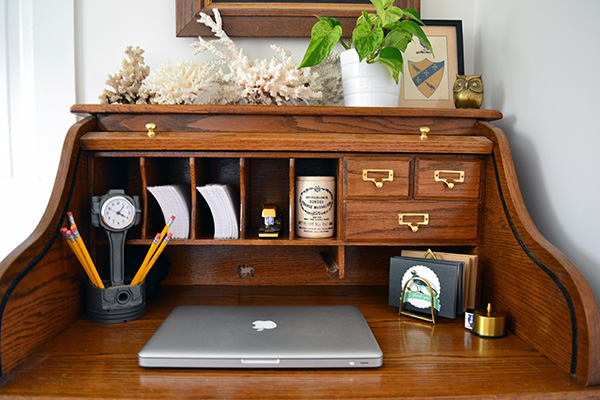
[434,170,465,189]
[420,126,430,141]
[146,123,157,138]
[398,213,429,232]
[362,169,394,189]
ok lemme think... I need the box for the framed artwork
[398,20,464,109]
[176,0,421,38]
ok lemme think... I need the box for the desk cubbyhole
[140,157,191,239]
[192,157,241,239]
[244,158,290,239]
[292,158,339,241]
[91,156,143,239]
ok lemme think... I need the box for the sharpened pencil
[71,225,104,289]
[131,233,161,285]
[131,233,172,285]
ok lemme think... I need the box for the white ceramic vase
[339,48,401,107]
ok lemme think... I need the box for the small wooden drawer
[344,157,411,199]
[415,157,483,199]
[345,200,479,241]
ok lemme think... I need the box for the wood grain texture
[175,0,421,37]
[345,157,412,199]
[345,200,479,242]
[0,286,599,399]
[414,156,484,200]
[0,105,597,394]
[80,131,494,155]
[0,117,97,374]
[478,121,600,385]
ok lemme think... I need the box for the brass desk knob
[420,126,430,141]
[146,123,157,138]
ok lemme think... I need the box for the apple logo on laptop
[252,320,277,332]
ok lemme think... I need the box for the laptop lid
[138,305,383,368]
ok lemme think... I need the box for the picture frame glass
[399,21,464,109]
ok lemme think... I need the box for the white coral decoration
[192,9,322,105]
[140,59,215,105]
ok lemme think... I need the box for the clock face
[100,195,136,230]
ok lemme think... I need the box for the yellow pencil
[67,211,76,229]
[131,233,161,285]
[63,229,101,288]
[71,225,104,289]
[132,233,173,285]
[158,216,175,245]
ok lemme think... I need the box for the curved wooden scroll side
[478,121,600,385]
[0,116,97,375]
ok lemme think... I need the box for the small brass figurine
[259,204,282,238]
[453,74,484,109]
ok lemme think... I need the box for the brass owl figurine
[453,74,484,109]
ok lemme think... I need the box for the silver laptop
[138,305,383,368]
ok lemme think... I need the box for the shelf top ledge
[70,104,503,121]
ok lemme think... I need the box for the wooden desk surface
[0,285,597,399]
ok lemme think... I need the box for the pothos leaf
[298,18,343,68]
[352,22,384,62]
[377,47,404,84]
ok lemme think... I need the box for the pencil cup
[86,280,146,323]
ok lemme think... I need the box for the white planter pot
[339,49,401,107]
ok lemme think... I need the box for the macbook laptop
[138,305,383,368]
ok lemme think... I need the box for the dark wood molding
[175,0,421,37]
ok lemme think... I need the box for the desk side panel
[0,117,97,374]
[479,121,600,385]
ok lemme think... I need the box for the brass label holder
[398,213,429,232]
[434,170,465,189]
[363,169,394,188]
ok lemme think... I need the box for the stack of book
[147,184,191,239]
[197,184,239,239]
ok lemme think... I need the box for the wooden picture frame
[176,0,421,38]
[398,20,464,109]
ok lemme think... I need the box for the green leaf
[403,20,434,56]
[298,18,343,68]
[370,0,394,13]
[381,6,404,29]
[382,30,412,53]
[377,47,404,84]
[402,8,424,25]
[352,21,384,61]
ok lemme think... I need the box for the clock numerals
[100,196,137,231]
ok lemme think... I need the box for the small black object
[85,280,146,324]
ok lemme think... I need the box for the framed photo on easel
[398,20,464,109]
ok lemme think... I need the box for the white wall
[2,0,599,309]
[474,0,600,307]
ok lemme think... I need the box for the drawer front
[345,200,479,241]
[345,157,411,198]
[415,157,482,199]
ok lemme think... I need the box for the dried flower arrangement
[99,9,342,106]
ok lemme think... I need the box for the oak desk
[0,105,598,398]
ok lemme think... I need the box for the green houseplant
[299,0,432,84]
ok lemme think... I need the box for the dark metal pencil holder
[86,279,146,323]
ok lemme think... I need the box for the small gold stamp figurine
[259,204,282,238]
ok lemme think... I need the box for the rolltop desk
[0,105,598,398]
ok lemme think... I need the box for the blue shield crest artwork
[408,59,445,99]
